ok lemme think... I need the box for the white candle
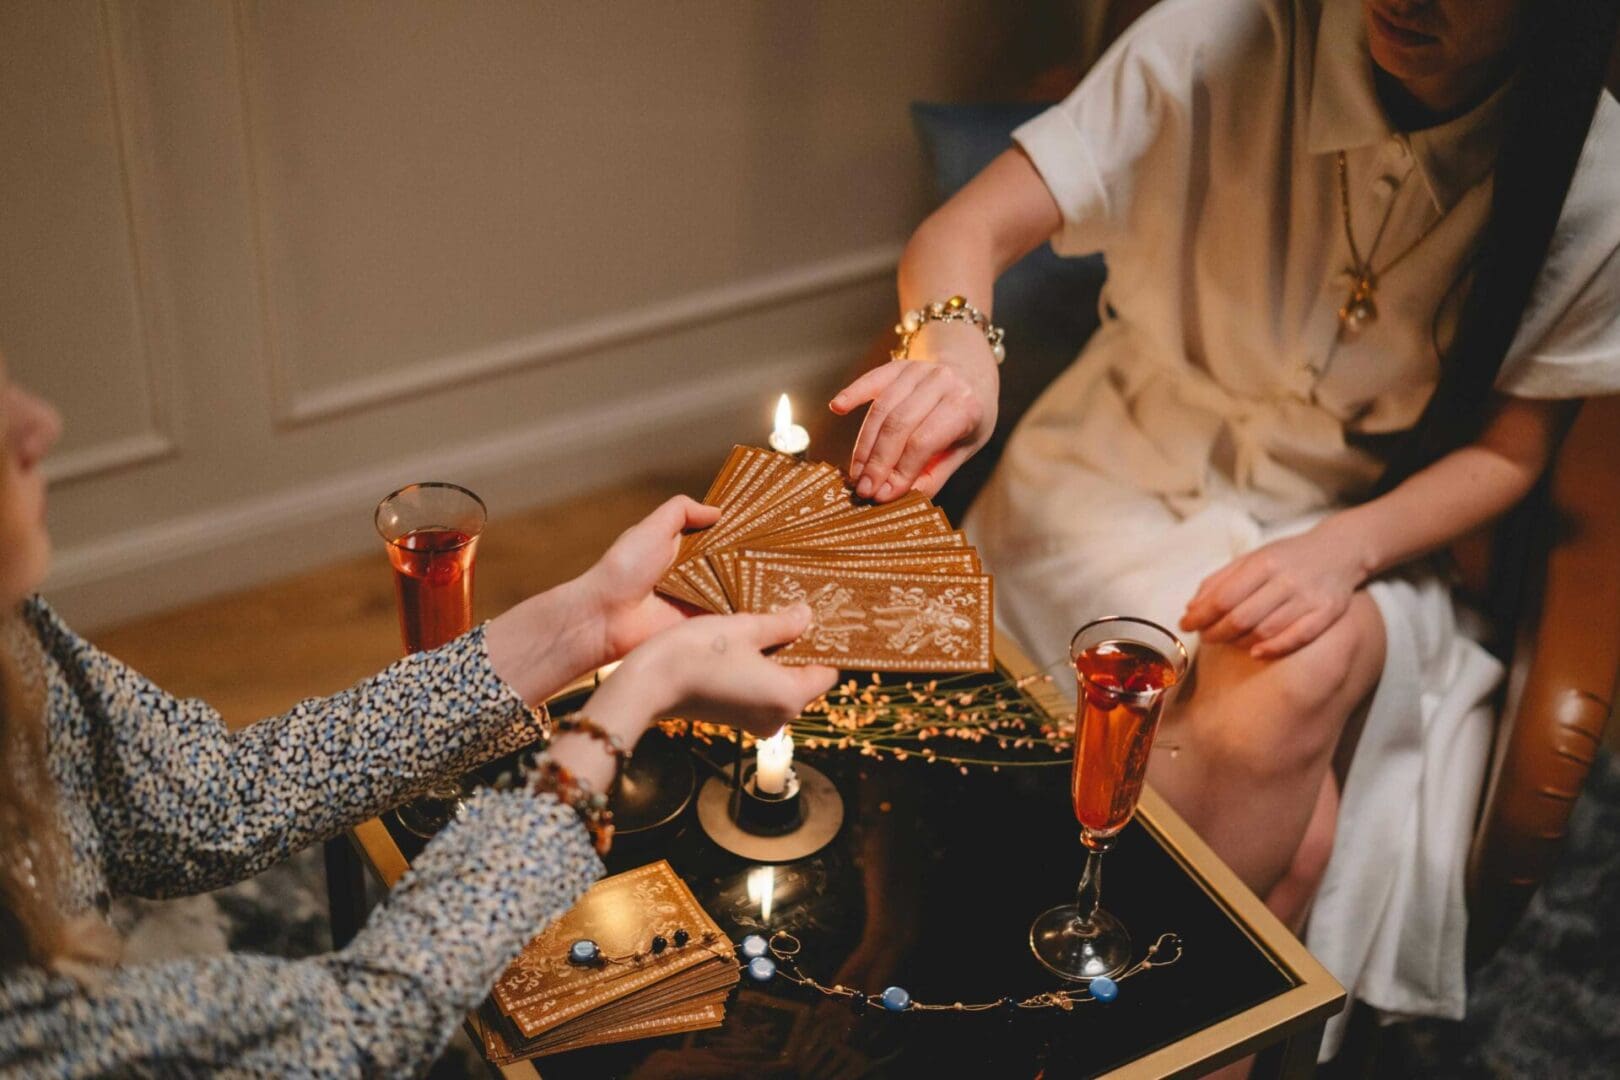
[755,727,794,795]
[768,393,810,456]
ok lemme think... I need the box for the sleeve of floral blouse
[27,599,545,898]
[0,790,601,1078]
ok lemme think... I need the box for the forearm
[898,147,1062,316]
[898,211,1001,317]
[0,790,601,1078]
[1319,398,1572,579]
[95,626,544,897]
[1328,446,1540,577]
[485,575,609,706]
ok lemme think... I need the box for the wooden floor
[94,466,710,730]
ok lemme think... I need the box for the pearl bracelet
[892,295,1006,365]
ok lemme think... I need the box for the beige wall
[0,1,1075,630]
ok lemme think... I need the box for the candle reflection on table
[746,864,777,924]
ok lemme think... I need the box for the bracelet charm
[526,754,616,855]
[892,295,1006,365]
[553,712,632,770]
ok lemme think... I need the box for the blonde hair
[0,367,119,974]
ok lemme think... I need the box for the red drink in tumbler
[386,527,476,653]
[1071,640,1180,847]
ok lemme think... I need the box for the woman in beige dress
[830,0,1620,1051]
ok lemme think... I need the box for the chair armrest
[1466,395,1620,963]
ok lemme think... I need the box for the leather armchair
[1465,395,1620,963]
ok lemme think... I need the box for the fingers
[1251,609,1335,659]
[1252,597,1310,643]
[876,390,979,500]
[737,603,814,649]
[640,494,719,540]
[1182,556,1271,633]
[911,443,975,498]
[857,366,952,499]
[829,362,906,417]
[681,498,722,529]
[1202,580,1290,644]
[784,663,838,701]
[850,362,930,492]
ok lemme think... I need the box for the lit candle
[592,658,623,687]
[768,394,810,457]
[754,727,794,795]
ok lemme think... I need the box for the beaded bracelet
[892,295,1006,365]
[552,712,632,769]
[525,754,616,855]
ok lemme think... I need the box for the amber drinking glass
[1030,616,1188,980]
[375,482,487,837]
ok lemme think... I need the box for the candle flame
[762,726,793,758]
[773,393,793,437]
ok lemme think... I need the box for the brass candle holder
[697,727,843,862]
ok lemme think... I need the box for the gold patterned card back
[490,860,735,1036]
[739,558,994,672]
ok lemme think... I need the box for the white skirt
[966,453,1501,1059]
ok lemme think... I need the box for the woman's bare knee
[1175,597,1383,781]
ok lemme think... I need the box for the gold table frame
[346,629,1344,1079]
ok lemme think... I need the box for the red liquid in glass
[387,527,476,653]
[1072,639,1179,847]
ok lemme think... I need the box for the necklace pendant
[1337,274,1378,337]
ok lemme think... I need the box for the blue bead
[568,939,599,966]
[879,986,912,1012]
[1090,976,1119,1002]
[740,934,769,959]
[746,956,777,982]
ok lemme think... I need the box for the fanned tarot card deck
[657,446,995,673]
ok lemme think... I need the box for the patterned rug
[113,751,1620,1077]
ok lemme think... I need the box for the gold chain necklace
[1335,149,1442,338]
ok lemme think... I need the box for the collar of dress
[1306,0,1512,213]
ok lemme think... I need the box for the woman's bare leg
[1265,771,1339,932]
[1147,592,1383,898]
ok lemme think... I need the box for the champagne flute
[375,482,486,837]
[1030,616,1188,981]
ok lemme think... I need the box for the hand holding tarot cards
[656,446,994,672]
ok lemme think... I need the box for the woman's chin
[1,533,51,605]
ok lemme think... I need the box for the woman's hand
[580,495,720,661]
[551,606,835,793]
[486,496,716,706]
[1180,520,1373,659]
[829,320,999,502]
[592,605,837,736]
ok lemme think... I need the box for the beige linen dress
[964,0,1620,1054]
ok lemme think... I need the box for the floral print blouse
[0,598,604,1077]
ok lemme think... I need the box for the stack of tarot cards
[479,861,740,1062]
[657,445,994,673]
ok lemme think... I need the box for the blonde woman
[0,364,835,1076]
